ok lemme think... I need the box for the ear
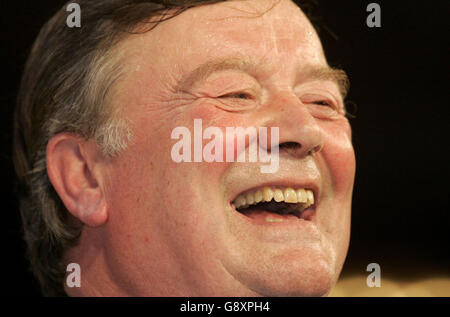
[46,133,108,227]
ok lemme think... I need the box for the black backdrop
[2,0,449,296]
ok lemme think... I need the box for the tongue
[243,208,299,224]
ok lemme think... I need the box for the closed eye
[313,100,332,107]
[218,92,252,100]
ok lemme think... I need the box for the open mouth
[231,186,315,223]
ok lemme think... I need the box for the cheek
[321,122,356,196]
[189,101,249,126]
[318,123,355,273]
[188,101,262,167]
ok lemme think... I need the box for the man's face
[100,0,355,296]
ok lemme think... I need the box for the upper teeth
[233,186,315,209]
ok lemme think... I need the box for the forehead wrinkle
[212,0,283,21]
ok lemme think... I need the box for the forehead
[194,1,321,57]
[183,0,313,37]
[112,0,329,99]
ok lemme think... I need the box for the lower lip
[230,205,322,244]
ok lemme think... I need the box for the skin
[47,0,355,296]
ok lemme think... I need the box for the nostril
[279,142,301,154]
[279,142,322,158]
[280,142,301,150]
[279,142,310,158]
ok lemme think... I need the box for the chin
[239,250,338,297]
[264,267,335,297]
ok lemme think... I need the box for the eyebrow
[177,56,350,98]
[177,56,262,92]
[302,66,350,99]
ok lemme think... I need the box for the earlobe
[46,133,108,227]
[76,188,108,227]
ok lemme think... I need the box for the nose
[263,92,323,159]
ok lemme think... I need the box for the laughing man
[14,0,355,296]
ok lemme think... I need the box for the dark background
[2,1,449,296]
